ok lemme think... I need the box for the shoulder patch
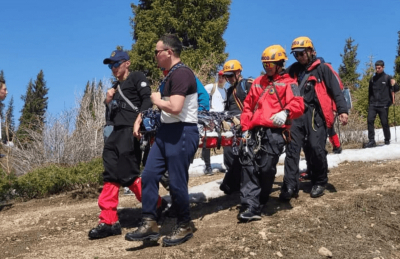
[141,81,148,87]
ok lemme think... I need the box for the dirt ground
[1,155,400,259]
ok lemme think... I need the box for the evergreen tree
[394,30,400,83]
[353,56,374,118]
[2,96,15,143]
[129,0,230,83]
[16,70,49,144]
[338,37,361,90]
[0,70,5,123]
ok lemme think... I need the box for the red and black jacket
[240,72,304,131]
[286,59,348,128]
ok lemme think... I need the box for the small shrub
[13,158,103,200]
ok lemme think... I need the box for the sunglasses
[263,62,277,69]
[293,51,306,58]
[108,60,126,69]
[154,49,169,56]
[224,74,235,78]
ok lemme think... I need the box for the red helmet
[218,70,224,76]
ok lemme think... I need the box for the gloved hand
[270,110,288,127]
[242,130,249,139]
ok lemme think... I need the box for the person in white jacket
[202,70,226,175]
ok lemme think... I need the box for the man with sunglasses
[89,50,166,239]
[126,34,199,247]
[280,36,348,200]
[238,45,304,222]
[219,60,253,196]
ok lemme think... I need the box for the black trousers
[202,148,211,168]
[220,146,242,194]
[283,108,328,191]
[103,126,141,187]
[240,129,285,211]
[367,106,390,141]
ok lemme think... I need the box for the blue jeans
[141,122,199,223]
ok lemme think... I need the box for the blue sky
[1,0,400,126]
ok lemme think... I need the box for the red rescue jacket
[240,72,305,131]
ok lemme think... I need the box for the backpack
[318,57,351,109]
[196,77,210,111]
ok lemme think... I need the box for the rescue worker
[219,60,252,195]
[88,50,165,239]
[238,45,304,222]
[281,37,348,200]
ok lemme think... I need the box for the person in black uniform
[89,50,164,239]
[281,36,348,200]
[364,60,399,148]
[219,59,252,195]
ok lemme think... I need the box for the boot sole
[238,215,262,222]
[310,192,325,198]
[162,233,193,247]
[125,233,160,242]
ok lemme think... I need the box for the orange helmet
[291,36,314,52]
[261,45,288,62]
[223,60,242,76]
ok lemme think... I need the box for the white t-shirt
[204,83,226,112]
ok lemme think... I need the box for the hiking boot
[123,187,133,195]
[125,218,160,242]
[237,208,261,222]
[88,222,121,239]
[299,171,311,182]
[204,166,214,176]
[310,185,325,198]
[162,222,193,247]
[385,140,390,145]
[279,188,299,201]
[332,146,342,154]
[219,182,233,195]
[363,140,376,148]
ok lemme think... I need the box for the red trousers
[98,178,163,224]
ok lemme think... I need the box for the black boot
[125,218,160,242]
[88,222,121,239]
[310,185,325,198]
[279,188,299,201]
[237,208,261,222]
[332,146,342,154]
[162,222,193,247]
[363,140,376,148]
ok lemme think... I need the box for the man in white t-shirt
[202,70,226,175]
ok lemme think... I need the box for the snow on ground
[181,126,400,203]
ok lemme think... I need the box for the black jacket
[110,71,152,127]
[369,72,397,107]
[224,78,252,116]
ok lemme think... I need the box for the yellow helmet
[261,45,288,62]
[291,36,314,51]
[223,60,242,75]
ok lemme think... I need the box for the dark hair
[375,60,384,67]
[0,78,5,87]
[159,34,182,56]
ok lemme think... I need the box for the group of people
[87,34,398,247]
